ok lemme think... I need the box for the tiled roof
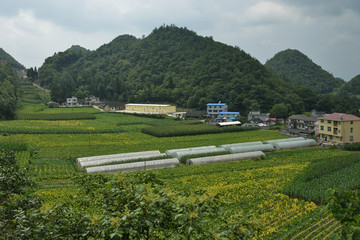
[288,114,317,121]
[321,113,360,121]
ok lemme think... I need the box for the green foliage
[326,189,360,239]
[0,48,25,70]
[0,127,124,134]
[0,141,28,151]
[17,113,96,120]
[142,124,259,137]
[270,103,292,119]
[343,143,360,151]
[265,49,344,94]
[0,64,19,119]
[37,25,302,113]
[1,171,260,239]
[282,153,360,203]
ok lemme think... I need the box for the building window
[327,127,331,132]
[351,128,353,133]
[320,126,324,131]
[338,130,341,134]
[330,136,333,140]
[327,120,331,124]
[321,119,324,123]
[351,121,353,124]
[321,134,325,138]
[340,137,343,141]
[350,136,353,141]
[209,110,212,112]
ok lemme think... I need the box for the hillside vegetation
[0,64,20,119]
[37,25,305,113]
[0,48,25,70]
[265,49,344,94]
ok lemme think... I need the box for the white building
[66,96,78,107]
[206,102,228,117]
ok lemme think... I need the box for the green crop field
[1,103,358,239]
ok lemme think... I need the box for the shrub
[142,124,259,137]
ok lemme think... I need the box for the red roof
[322,113,360,121]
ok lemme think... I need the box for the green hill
[37,25,304,113]
[265,49,344,94]
[0,48,25,70]
[0,64,20,119]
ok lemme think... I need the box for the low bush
[0,142,28,151]
[17,113,96,121]
[142,124,259,137]
[0,128,124,134]
[343,143,360,151]
[282,153,360,203]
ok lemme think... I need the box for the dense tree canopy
[265,49,344,94]
[37,25,303,113]
[36,26,359,115]
[0,64,19,119]
[0,48,25,71]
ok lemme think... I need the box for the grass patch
[142,124,259,137]
[282,152,360,203]
[17,113,96,120]
[343,143,360,151]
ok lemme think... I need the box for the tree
[270,103,291,120]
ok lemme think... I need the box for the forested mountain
[265,49,344,94]
[0,48,25,71]
[0,64,20,119]
[37,25,306,113]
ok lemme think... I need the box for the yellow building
[318,113,360,144]
[125,103,176,114]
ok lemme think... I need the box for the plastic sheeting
[79,153,167,168]
[226,144,274,153]
[219,141,264,151]
[77,150,161,165]
[86,158,180,174]
[263,137,305,145]
[171,148,227,159]
[273,139,317,150]
[186,151,265,165]
[165,146,217,156]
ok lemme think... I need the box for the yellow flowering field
[154,148,348,239]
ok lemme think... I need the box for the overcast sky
[0,0,359,81]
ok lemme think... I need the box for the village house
[66,96,78,107]
[248,111,270,123]
[283,114,318,137]
[125,103,176,114]
[206,102,228,117]
[216,112,240,122]
[318,113,360,144]
[101,101,124,112]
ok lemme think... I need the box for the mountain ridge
[0,48,26,71]
[265,49,344,94]
[37,25,303,113]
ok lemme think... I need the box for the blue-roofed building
[206,102,228,116]
[216,112,240,122]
